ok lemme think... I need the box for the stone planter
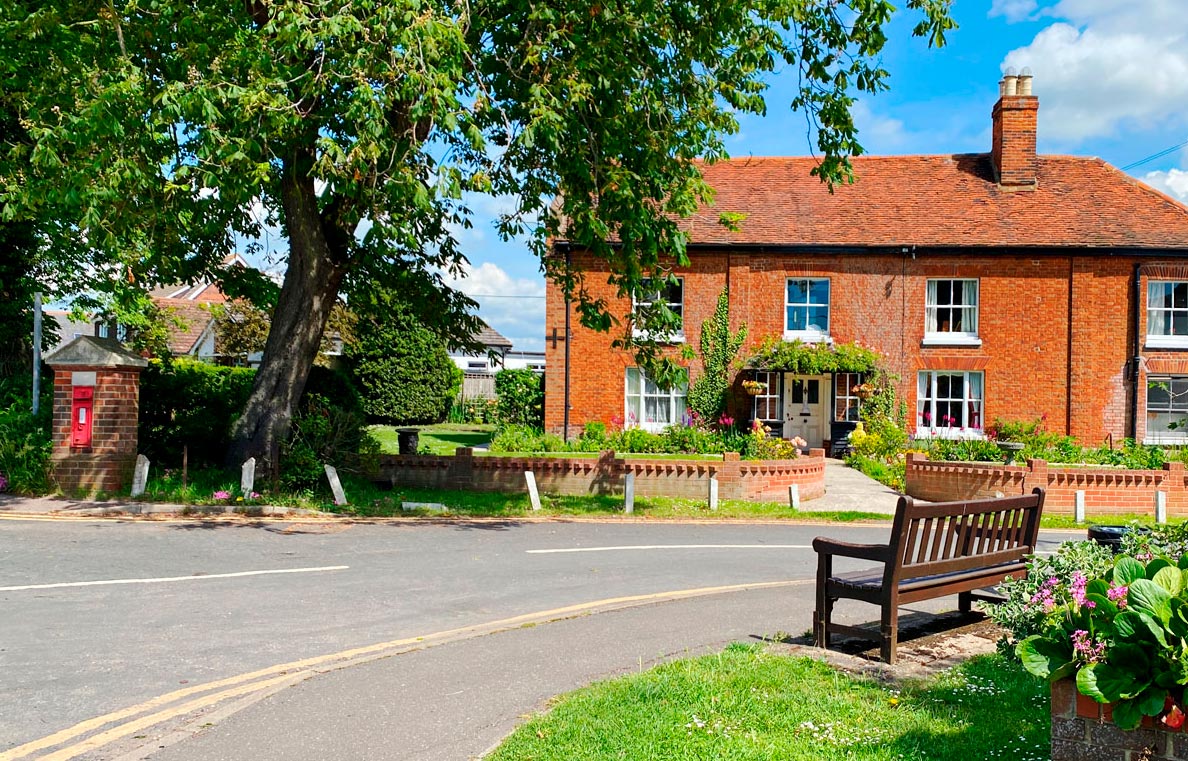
[1051,678,1188,760]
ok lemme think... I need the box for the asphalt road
[0,517,1081,760]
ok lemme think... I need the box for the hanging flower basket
[742,380,767,396]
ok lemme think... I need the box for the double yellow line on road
[4,579,809,761]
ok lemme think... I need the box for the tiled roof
[667,154,1188,249]
[474,321,513,349]
[155,298,215,355]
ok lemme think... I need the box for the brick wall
[544,250,1162,449]
[1052,679,1188,760]
[50,367,141,494]
[376,448,827,503]
[905,452,1188,517]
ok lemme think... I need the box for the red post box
[71,386,94,448]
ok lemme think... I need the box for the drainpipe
[563,245,572,442]
[1130,262,1142,441]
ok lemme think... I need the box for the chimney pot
[1003,74,1018,96]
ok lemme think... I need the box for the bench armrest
[812,537,891,563]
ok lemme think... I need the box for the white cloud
[1143,168,1188,201]
[1002,1,1188,143]
[989,0,1038,23]
[445,261,546,353]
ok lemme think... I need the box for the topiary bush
[494,368,544,427]
[346,306,462,425]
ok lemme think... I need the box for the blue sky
[257,1,1188,354]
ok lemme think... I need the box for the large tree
[1,0,953,469]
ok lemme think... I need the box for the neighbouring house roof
[147,253,249,302]
[565,155,1188,250]
[44,335,148,368]
[156,298,217,355]
[472,321,513,350]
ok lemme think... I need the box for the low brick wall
[1052,679,1188,760]
[376,448,827,503]
[905,452,1188,517]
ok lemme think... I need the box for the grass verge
[370,423,495,455]
[487,647,1048,761]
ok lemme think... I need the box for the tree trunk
[226,156,345,474]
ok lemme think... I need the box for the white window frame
[916,370,985,440]
[750,371,782,423]
[784,278,831,342]
[625,368,688,432]
[1146,281,1188,349]
[924,279,981,347]
[1145,375,1188,444]
[834,372,864,423]
[632,277,684,343]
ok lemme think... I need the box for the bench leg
[880,603,899,664]
[959,591,973,613]
[815,555,832,649]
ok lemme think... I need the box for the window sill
[782,331,832,344]
[922,334,982,348]
[1144,436,1188,446]
[632,331,685,344]
[1144,336,1188,350]
[912,429,986,441]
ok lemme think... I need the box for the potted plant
[1017,553,1188,730]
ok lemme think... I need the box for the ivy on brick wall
[746,339,880,375]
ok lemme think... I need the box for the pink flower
[1070,572,1096,609]
[1107,585,1128,609]
[1072,629,1107,663]
[213,490,232,501]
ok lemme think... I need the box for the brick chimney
[991,67,1038,190]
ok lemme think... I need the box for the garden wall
[905,452,1188,517]
[376,448,827,503]
[1051,679,1188,760]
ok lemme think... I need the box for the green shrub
[661,423,725,454]
[494,369,544,427]
[844,452,905,492]
[139,359,256,467]
[609,427,667,454]
[490,424,546,453]
[0,377,53,494]
[447,397,499,424]
[924,438,1003,462]
[279,393,379,490]
[140,359,365,468]
[987,540,1114,647]
[346,306,462,425]
[686,289,746,421]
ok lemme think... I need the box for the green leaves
[1077,662,1148,704]
[1114,556,1146,586]
[1017,636,1074,681]
[1130,579,1174,625]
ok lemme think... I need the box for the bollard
[789,484,801,510]
[1074,490,1086,524]
[241,457,256,495]
[709,474,719,511]
[324,464,348,506]
[624,472,636,514]
[130,454,150,498]
[1156,491,1168,525]
[525,471,542,511]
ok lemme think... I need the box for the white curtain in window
[1149,283,1169,335]
[963,280,978,332]
[926,280,939,332]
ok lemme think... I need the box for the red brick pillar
[718,451,741,500]
[1163,461,1186,517]
[44,336,148,495]
[1024,458,1048,496]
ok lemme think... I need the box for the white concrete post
[624,472,636,514]
[130,454,150,498]
[708,475,719,511]
[1156,490,1168,525]
[789,484,801,510]
[324,464,348,506]
[525,471,542,511]
[240,457,256,496]
[1074,490,1086,524]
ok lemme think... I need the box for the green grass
[487,647,1049,761]
[370,423,495,455]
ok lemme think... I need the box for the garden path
[802,457,904,515]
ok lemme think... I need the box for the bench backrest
[887,487,1045,583]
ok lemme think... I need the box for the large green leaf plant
[1018,553,1188,730]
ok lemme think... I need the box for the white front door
[783,374,827,448]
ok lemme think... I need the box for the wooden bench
[813,487,1045,663]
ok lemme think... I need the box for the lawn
[370,423,494,455]
[487,647,1049,761]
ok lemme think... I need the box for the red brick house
[544,73,1188,449]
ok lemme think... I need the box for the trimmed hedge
[139,359,363,468]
